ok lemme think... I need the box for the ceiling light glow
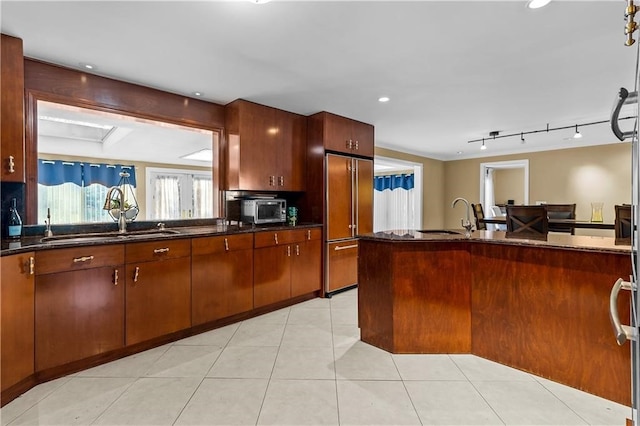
[181,148,213,162]
[527,0,551,9]
[248,0,271,4]
[378,97,390,103]
[573,124,582,139]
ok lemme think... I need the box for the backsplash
[1,182,25,238]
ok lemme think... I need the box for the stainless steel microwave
[241,199,287,224]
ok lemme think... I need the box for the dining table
[480,217,615,230]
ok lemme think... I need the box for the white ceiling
[1,0,638,161]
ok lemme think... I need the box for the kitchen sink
[417,230,462,235]
[41,229,180,244]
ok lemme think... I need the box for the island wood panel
[471,243,631,406]
[358,239,472,353]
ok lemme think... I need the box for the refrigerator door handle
[609,277,637,345]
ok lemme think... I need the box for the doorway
[479,159,529,214]
[373,156,423,232]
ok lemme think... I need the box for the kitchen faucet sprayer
[451,197,473,238]
[103,187,127,233]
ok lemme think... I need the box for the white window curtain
[153,175,181,220]
[193,176,213,218]
[374,173,415,232]
[484,168,495,212]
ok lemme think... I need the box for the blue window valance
[38,160,136,187]
[374,173,414,191]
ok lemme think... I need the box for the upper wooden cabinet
[309,112,374,158]
[224,99,306,192]
[1,35,25,182]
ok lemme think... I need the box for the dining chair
[489,206,507,231]
[506,205,549,236]
[471,203,486,230]
[545,203,576,234]
[614,204,632,240]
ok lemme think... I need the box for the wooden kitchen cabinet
[310,111,374,157]
[224,99,306,191]
[192,233,254,325]
[125,239,191,345]
[35,246,124,371]
[1,252,34,392]
[254,228,322,307]
[290,228,322,297]
[326,239,359,293]
[1,34,25,182]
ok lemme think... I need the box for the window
[37,160,136,224]
[146,167,213,220]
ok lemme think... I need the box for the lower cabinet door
[192,248,254,325]
[125,257,191,345]
[326,239,359,293]
[254,245,291,308]
[1,252,34,391]
[35,266,124,371]
[291,239,322,297]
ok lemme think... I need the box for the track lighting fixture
[480,139,487,150]
[573,124,582,139]
[521,132,526,144]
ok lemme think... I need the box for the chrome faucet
[451,197,473,238]
[103,187,127,233]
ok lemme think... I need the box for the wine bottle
[7,198,22,239]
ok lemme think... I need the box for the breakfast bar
[357,230,632,406]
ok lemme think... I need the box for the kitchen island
[358,229,632,406]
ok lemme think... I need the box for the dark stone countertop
[1,222,322,256]
[358,229,632,255]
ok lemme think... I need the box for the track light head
[573,124,583,139]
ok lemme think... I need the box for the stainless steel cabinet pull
[153,247,170,254]
[274,233,279,245]
[296,244,300,256]
[348,224,353,229]
[307,230,311,240]
[334,244,358,251]
[287,246,291,256]
[609,278,637,345]
[354,140,359,150]
[224,238,229,251]
[8,155,15,173]
[114,269,119,286]
[73,255,94,263]
[133,266,139,283]
[29,257,35,275]
[279,176,284,186]
[346,140,352,149]
[269,176,275,186]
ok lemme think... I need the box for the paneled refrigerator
[325,153,373,294]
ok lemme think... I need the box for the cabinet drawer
[289,227,322,243]
[192,233,254,255]
[125,239,190,263]
[36,245,125,275]
[254,230,297,248]
[327,239,359,292]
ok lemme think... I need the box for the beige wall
[443,143,632,233]
[493,168,525,206]
[374,147,445,229]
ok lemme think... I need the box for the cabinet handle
[346,139,352,150]
[279,176,284,186]
[354,140,359,150]
[334,244,358,251]
[114,269,119,286]
[296,244,300,256]
[153,247,170,254]
[224,238,229,251]
[269,176,275,186]
[274,233,278,245]
[8,155,15,174]
[287,246,291,257]
[29,257,35,275]
[348,224,353,229]
[73,255,94,263]
[307,230,311,240]
[133,266,139,283]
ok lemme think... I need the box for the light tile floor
[0,288,631,425]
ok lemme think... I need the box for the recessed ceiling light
[527,0,551,9]
[456,151,463,155]
[193,92,203,97]
[378,97,390,103]
[80,63,95,70]
[248,0,271,4]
